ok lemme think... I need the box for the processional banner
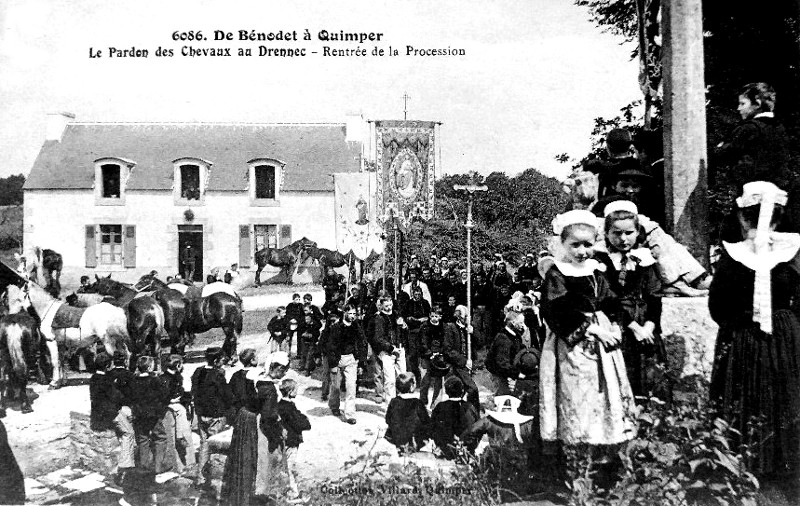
[375,120,436,231]
[333,172,385,260]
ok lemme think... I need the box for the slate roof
[24,123,363,192]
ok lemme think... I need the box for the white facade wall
[24,189,336,284]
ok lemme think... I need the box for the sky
[0,0,641,181]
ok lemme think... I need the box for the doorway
[178,224,203,282]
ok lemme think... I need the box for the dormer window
[249,158,283,206]
[173,158,211,205]
[181,164,201,200]
[94,157,134,206]
[255,165,276,199]
[101,164,121,198]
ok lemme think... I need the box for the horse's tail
[3,322,28,380]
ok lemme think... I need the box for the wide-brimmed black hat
[429,353,451,377]
[610,157,652,182]
[514,348,541,378]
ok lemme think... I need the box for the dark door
[178,224,203,282]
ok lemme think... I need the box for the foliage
[574,0,800,243]
[302,438,503,506]
[0,205,23,250]
[574,0,637,44]
[396,170,568,269]
[0,174,25,206]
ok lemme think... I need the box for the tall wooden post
[663,0,710,268]
[454,181,487,366]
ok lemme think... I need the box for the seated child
[431,376,479,459]
[277,379,311,502]
[385,373,431,454]
[462,395,538,462]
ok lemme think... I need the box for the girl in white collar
[709,181,800,496]
[595,200,666,401]
[539,210,637,483]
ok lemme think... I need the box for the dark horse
[302,245,351,271]
[0,312,40,413]
[133,275,189,355]
[254,237,317,286]
[135,275,243,362]
[92,275,166,365]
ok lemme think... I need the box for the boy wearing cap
[191,347,233,488]
[267,306,288,353]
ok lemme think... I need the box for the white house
[23,112,367,284]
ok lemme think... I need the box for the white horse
[14,281,130,388]
[14,247,63,296]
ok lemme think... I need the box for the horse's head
[93,274,127,298]
[6,284,31,315]
[133,274,161,292]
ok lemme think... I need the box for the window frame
[248,158,284,206]
[173,157,212,206]
[94,157,135,206]
[98,224,124,266]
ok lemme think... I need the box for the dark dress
[0,420,24,505]
[221,369,263,506]
[595,250,665,400]
[709,248,800,479]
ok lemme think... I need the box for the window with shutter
[123,225,136,268]
[239,225,251,268]
[85,225,97,268]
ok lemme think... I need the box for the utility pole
[662,0,709,267]
[453,177,487,367]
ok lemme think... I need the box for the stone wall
[70,411,119,475]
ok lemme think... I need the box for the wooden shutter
[85,225,97,268]
[123,225,136,268]
[239,225,251,268]
[279,224,292,248]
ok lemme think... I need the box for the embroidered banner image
[333,172,385,260]
[375,120,436,230]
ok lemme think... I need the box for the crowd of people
[4,81,798,505]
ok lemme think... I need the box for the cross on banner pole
[453,179,488,368]
[402,92,411,120]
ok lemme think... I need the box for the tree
[0,174,25,206]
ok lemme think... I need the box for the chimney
[46,112,75,142]
[345,113,365,143]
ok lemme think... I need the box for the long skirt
[540,312,637,445]
[221,408,259,506]
[710,309,800,479]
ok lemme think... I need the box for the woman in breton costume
[709,181,800,494]
[539,210,637,479]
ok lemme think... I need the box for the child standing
[385,373,430,454]
[539,210,636,480]
[594,200,666,401]
[431,376,479,459]
[709,182,800,498]
[277,378,311,503]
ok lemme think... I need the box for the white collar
[96,371,106,375]
[754,112,775,119]
[608,247,656,270]
[398,393,418,399]
[504,326,517,337]
[554,259,604,277]
[723,233,800,271]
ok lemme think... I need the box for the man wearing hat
[191,346,233,488]
[515,253,540,293]
[181,244,197,282]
